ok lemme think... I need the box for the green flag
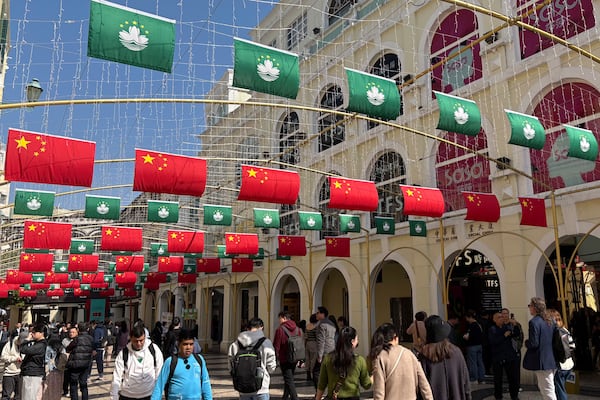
[150,243,170,257]
[505,110,546,150]
[203,204,233,226]
[54,262,68,273]
[253,208,280,228]
[143,263,150,272]
[249,248,265,260]
[138,274,147,283]
[233,37,300,99]
[339,214,361,233]
[374,216,395,235]
[112,251,133,256]
[107,262,116,273]
[134,284,143,291]
[184,253,204,259]
[435,91,481,136]
[103,274,114,283]
[70,239,95,255]
[88,0,175,73]
[409,220,427,237]
[14,189,55,216]
[85,195,121,220]
[148,200,179,223]
[298,211,323,230]
[345,68,401,121]
[32,273,45,283]
[24,249,50,254]
[217,245,235,259]
[564,124,599,161]
[183,264,197,274]
[80,284,91,291]
[276,249,291,260]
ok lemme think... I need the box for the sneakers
[96,375,104,381]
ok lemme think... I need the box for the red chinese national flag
[237,165,300,204]
[47,288,65,297]
[19,253,54,272]
[100,226,143,251]
[61,279,80,289]
[115,255,145,272]
[278,235,307,256]
[23,220,72,250]
[6,270,32,284]
[81,272,105,284]
[146,272,168,283]
[196,258,220,273]
[158,256,184,273]
[177,273,197,284]
[328,177,378,211]
[225,233,259,255]
[519,197,547,227]
[231,258,253,272]
[462,192,500,222]
[115,272,137,285]
[167,230,204,253]
[5,129,96,187]
[144,281,160,290]
[73,288,90,297]
[133,149,207,197]
[68,254,99,272]
[400,185,445,218]
[19,289,37,298]
[45,272,69,284]
[325,237,351,257]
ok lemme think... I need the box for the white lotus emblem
[96,202,110,215]
[414,224,423,233]
[59,265,67,272]
[307,217,316,227]
[157,206,170,219]
[119,25,148,52]
[257,58,280,82]
[580,136,591,153]
[78,244,87,253]
[26,197,42,211]
[383,222,390,232]
[347,220,355,230]
[213,211,224,222]
[454,106,469,125]
[263,215,273,225]
[367,85,385,106]
[523,122,536,140]
[157,247,165,255]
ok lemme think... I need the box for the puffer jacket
[66,333,94,369]
[20,338,47,377]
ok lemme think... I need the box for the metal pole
[550,192,568,329]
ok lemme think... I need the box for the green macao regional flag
[345,68,401,121]
[54,262,68,273]
[32,273,45,283]
[232,37,300,99]
[14,189,55,216]
[70,239,95,255]
[183,264,197,274]
[505,110,546,150]
[249,248,265,260]
[253,208,280,228]
[107,262,116,273]
[150,243,170,257]
[339,214,361,233]
[434,91,481,136]
[147,200,179,223]
[298,211,323,230]
[203,204,232,226]
[374,216,395,235]
[217,245,235,259]
[85,195,121,220]
[88,0,175,73]
[409,220,427,237]
[564,124,599,161]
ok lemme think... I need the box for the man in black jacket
[20,322,47,400]
[65,323,94,400]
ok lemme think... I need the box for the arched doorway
[315,268,349,325]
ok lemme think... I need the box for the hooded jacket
[110,338,164,400]
[273,319,300,365]
[1,335,23,376]
[316,317,337,359]
[227,329,276,394]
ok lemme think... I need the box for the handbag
[327,373,347,400]
[56,353,69,371]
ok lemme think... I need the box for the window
[236,136,260,188]
[369,152,407,227]
[287,12,308,51]
[319,176,340,240]
[279,203,300,235]
[328,0,356,26]
[318,85,345,152]
[430,9,482,94]
[368,53,402,130]
[279,112,305,168]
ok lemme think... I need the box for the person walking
[314,306,336,388]
[151,328,213,400]
[463,310,485,385]
[369,323,432,400]
[115,321,129,358]
[150,322,163,351]
[488,312,521,400]
[228,317,276,399]
[523,297,557,400]
[104,320,117,367]
[418,315,471,400]
[315,326,372,400]
[406,311,427,355]
[1,331,28,400]
[163,317,181,358]
[548,309,574,400]
[65,324,94,400]
[304,314,318,382]
[273,311,301,400]
[111,323,164,400]
[20,322,48,400]
[91,320,107,381]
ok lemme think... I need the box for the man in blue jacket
[91,320,108,380]
[489,312,520,400]
[523,297,557,400]
[20,322,47,400]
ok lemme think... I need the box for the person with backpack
[163,317,181,359]
[151,328,212,400]
[548,309,575,400]
[91,320,108,381]
[227,318,276,399]
[314,306,336,389]
[273,311,302,400]
[111,323,164,400]
[1,331,28,400]
[105,320,117,367]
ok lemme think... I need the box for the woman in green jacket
[315,326,372,400]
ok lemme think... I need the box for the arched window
[319,175,341,239]
[368,53,402,130]
[328,0,356,26]
[435,131,491,212]
[430,9,482,94]
[236,136,259,188]
[279,112,305,168]
[530,82,600,193]
[369,151,407,227]
[318,85,345,152]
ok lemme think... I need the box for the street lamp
[25,78,43,102]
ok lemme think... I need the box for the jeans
[466,345,486,382]
[2,375,20,400]
[240,394,269,400]
[95,349,104,376]
[554,369,570,400]
[492,359,520,400]
[281,362,298,400]
[69,367,90,400]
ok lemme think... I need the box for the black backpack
[230,337,266,393]
[166,353,203,398]
[121,342,157,368]
[552,326,567,363]
[282,326,305,364]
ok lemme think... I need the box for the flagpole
[360,228,372,336]
[439,219,448,319]
[550,191,568,329]
[307,240,313,313]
